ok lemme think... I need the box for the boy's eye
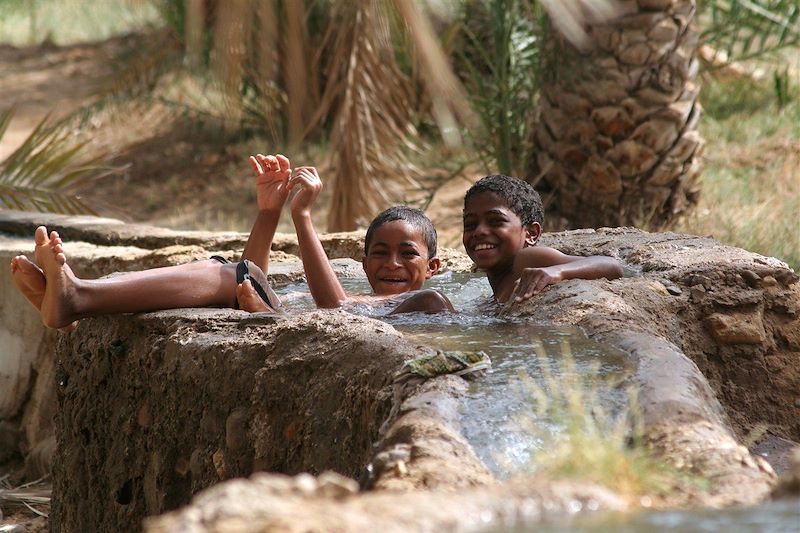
[463,222,476,231]
[370,250,388,256]
[402,250,419,257]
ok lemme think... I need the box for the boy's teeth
[475,243,494,250]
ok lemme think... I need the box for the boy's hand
[249,153,292,212]
[288,166,322,217]
[509,266,562,303]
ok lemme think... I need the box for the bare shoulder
[513,245,575,269]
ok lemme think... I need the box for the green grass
[510,341,701,503]
[0,0,161,46]
[679,73,800,271]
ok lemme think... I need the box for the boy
[462,175,623,304]
[11,153,291,330]
[239,164,453,315]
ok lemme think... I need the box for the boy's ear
[426,257,441,279]
[524,222,542,247]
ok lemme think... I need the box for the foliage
[0,0,159,46]
[700,0,800,66]
[0,109,119,214]
[457,0,543,177]
[512,341,702,499]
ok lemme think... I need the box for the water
[279,272,633,480]
[276,271,800,531]
[501,499,800,533]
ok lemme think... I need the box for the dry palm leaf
[0,475,51,518]
[312,1,423,231]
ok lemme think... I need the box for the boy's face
[462,191,540,271]
[362,220,440,295]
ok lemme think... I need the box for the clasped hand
[509,266,562,303]
[249,154,292,212]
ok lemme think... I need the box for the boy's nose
[384,254,402,267]
[472,222,490,236]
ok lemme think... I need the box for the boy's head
[464,175,544,226]
[363,206,440,295]
[462,175,544,270]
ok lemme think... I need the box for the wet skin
[362,220,439,296]
[462,190,539,278]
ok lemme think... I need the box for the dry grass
[679,74,800,271]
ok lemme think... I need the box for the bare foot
[11,255,46,308]
[10,255,79,333]
[236,280,273,313]
[36,226,81,330]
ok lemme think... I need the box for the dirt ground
[0,33,474,249]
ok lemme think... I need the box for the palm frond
[701,0,800,66]
[317,0,423,231]
[0,109,120,215]
[0,475,50,518]
[393,0,477,147]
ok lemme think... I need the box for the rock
[704,312,766,345]
[0,421,20,463]
[762,276,778,288]
[740,270,761,288]
[316,471,359,499]
[690,284,706,301]
[771,447,800,499]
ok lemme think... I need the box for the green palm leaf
[0,108,119,215]
[701,0,800,65]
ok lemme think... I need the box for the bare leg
[35,226,245,329]
[10,255,78,332]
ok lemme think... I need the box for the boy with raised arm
[462,175,623,304]
[10,154,292,330]
[239,165,453,315]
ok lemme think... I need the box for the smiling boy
[462,175,623,304]
[238,163,453,314]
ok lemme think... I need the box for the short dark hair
[364,206,437,258]
[464,175,544,226]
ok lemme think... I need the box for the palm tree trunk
[530,0,704,230]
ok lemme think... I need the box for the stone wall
[2,212,798,531]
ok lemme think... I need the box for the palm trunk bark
[530,0,704,230]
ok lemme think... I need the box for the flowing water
[492,499,800,533]
[280,271,633,479]
[277,271,799,530]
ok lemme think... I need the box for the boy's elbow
[606,259,624,280]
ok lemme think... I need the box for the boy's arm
[241,154,292,273]
[509,246,624,303]
[288,167,348,308]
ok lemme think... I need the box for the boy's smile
[462,191,538,271]
[363,220,438,295]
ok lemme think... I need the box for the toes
[35,226,48,245]
[55,252,66,266]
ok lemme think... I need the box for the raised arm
[240,154,292,272]
[508,246,623,303]
[288,167,348,308]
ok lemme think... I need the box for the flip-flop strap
[236,260,281,311]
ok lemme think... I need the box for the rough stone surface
[3,213,799,531]
[51,310,421,533]
[145,472,626,533]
